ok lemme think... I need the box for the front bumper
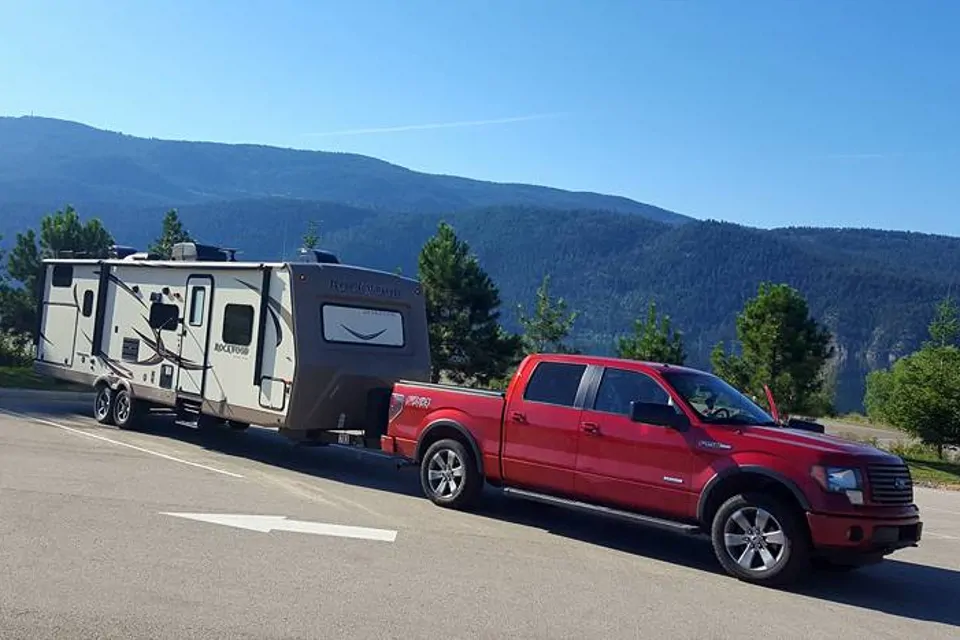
[806,511,922,557]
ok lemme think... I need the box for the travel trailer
[33,243,431,444]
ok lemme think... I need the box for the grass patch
[890,442,960,489]
[0,366,88,392]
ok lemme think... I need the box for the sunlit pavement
[1,396,958,639]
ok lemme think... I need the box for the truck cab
[385,353,922,587]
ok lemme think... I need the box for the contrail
[306,112,568,137]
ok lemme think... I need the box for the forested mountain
[1,117,956,412]
[0,116,687,224]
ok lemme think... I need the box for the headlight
[811,465,864,505]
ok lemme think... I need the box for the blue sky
[1,0,957,235]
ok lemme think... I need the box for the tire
[93,385,116,425]
[420,438,483,510]
[112,387,141,430]
[710,492,810,587]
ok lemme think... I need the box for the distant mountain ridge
[1,116,957,414]
[0,116,689,223]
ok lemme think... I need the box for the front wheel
[420,438,483,510]
[711,492,810,587]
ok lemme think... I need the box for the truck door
[575,366,695,516]
[177,275,213,397]
[501,360,590,495]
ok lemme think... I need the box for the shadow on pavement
[29,403,960,627]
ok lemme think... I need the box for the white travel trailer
[33,243,431,443]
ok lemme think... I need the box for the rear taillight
[388,393,405,423]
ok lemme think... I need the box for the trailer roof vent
[110,245,139,259]
[299,248,340,264]
[171,242,236,262]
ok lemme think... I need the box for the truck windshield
[661,370,777,426]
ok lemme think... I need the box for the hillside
[0,116,688,225]
[2,116,957,413]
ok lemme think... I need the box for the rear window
[523,361,587,407]
[322,304,405,347]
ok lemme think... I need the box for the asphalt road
[1,395,959,639]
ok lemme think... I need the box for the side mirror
[630,401,690,431]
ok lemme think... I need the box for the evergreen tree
[302,220,320,250]
[517,274,578,354]
[149,209,192,259]
[711,282,834,415]
[616,300,686,365]
[417,221,521,384]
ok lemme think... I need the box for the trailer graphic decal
[235,278,290,347]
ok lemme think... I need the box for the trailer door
[177,275,213,397]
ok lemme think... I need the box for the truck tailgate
[385,382,506,465]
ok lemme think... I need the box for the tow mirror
[785,418,825,434]
[630,401,689,431]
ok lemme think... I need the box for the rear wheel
[93,385,115,425]
[711,492,810,587]
[420,438,482,510]
[112,388,141,430]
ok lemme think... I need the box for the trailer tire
[93,385,116,425]
[112,388,141,430]
[420,438,483,510]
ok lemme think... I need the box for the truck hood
[742,425,902,463]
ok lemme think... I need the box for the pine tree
[302,220,320,250]
[711,282,834,415]
[517,274,578,354]
[617,300,686,365]
[149,209,192,259]
[417,222,521,385]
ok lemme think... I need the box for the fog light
[847,526,864,542]
[845,490,864,505]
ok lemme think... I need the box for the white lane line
[925,531,960,540]
[162,512,398,542]
[0,408,244,479]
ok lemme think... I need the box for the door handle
[581,422,600,435]
[510,411,527,423]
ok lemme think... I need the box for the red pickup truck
[381,353,922,587]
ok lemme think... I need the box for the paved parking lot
[1,395,959,639]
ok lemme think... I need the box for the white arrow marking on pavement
[161,512,398,542]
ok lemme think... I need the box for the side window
[149,302,180,332]
[81,290,94,317]
[222,304,254,346]
[51,264,73,288]
[189,287,206,326]
[523,362,587,407]
[594,368,672,416]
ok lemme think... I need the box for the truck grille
[866,463,914,505]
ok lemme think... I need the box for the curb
[0,387,94,403]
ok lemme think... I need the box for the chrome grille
[866,463,914,505]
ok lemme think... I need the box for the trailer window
[189,287,206,326]
[149,303,180,332]
[82,290,94,317]
[222,304,254,346]
[51,264,73,288]
[321,304,405,347]
[522,362,587,407]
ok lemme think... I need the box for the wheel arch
[415,419,484,475]
[697,466,811,527]
[93,374,132,395]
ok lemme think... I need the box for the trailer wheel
[93,385,116,425]
[112,388,141,430]
[420,438,482,510]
